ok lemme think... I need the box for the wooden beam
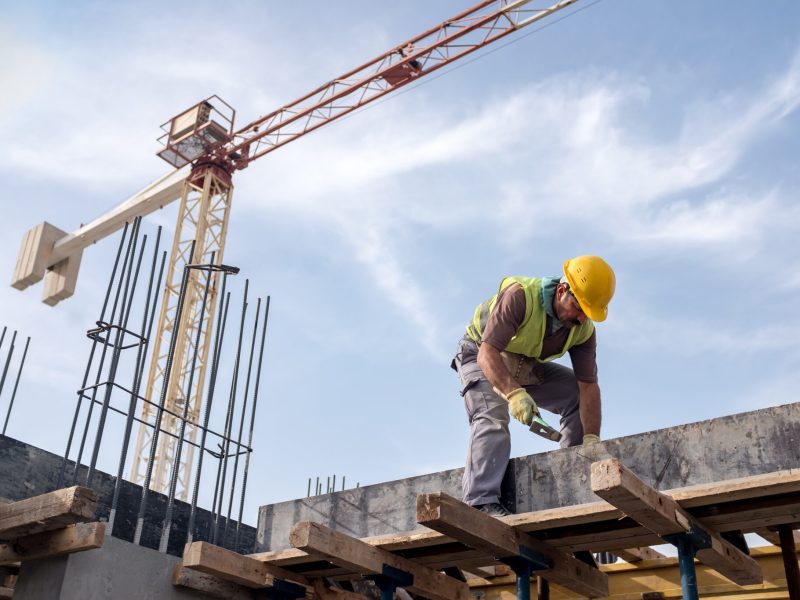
[755,526,800,547]
[310,578,367,600]
[183,542,310,589]
[416,492,607,598]
[173,564,266,600]
[0,486,96,539]
[0,586,12,599]
[290,522,469,600]
[614,546,666,562]
[591,458,762,586]
[0,522,104,565]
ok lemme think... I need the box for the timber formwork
[169,458,800,600]
[6,404,800,599]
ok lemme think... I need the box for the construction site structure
[1,402,798,599]
[12,0,582,502]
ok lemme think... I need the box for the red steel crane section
[225,0,578,170]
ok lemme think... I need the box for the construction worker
[452,255,616,516]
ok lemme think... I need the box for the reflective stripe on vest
[466,276,594,361]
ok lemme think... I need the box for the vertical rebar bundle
[55,219,271,554]
[0,327,31,436]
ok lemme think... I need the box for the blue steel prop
[366,564,414,600]
[499,546,551,600]
[663,522,712,600]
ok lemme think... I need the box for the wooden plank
[183,542,310,589]
[755,527,800,547]
[0,522,104,566]
[614,546,666,562]
[290,522,469,600]
[0,487,96,539]
[416,492,607,598]
[670,468,800,507]
[173,565,261,600]
[591,458,763,586]
[0,585,12,599]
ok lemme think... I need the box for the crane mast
[13,0,580,500]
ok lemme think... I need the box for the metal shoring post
[224,296,261,545]
[86,231,148,487]
[663,524,712,600]
[2,336,30,436]
[498,546,551,600]
[0,326,7,354]
[160,258,236,553]
[108,230,165,536]
[213,279,249,547]
[0,331,18,405]
[366,564,414,600]
[58,222,131,489]
[234,296,270,550]
[72,217,142,485]
[186,276,233,545]
[133,240,196,546]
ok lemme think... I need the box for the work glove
[502,387,536,425]
[582,434,601,445]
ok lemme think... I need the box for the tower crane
[12,0,580,500]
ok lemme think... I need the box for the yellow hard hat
[563,255,616,322]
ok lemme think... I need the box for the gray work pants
[452,337,583,507]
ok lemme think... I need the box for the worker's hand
[582,434,601,445]
[504,388,536,425]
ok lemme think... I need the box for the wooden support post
[0,522,104,565]
[591,458,763,586]
[535,576,548,600]
[183,541,310,589]
[0,486,97,539]
[416,492,608,598]
[290,521,469,600]
[778,525,800,600]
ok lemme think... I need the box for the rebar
[234,296,270,550]
[2,335,29,436]
[187,282,232,545]
[212,279,249,547]
[86,230,148,486]
[0,331,18,404]
[224,297,261,544]
[71,218,141,485]
[133,240,196,546]
[108,229,165,535]
[159,255,219,553]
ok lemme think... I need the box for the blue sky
[1,0,799,527]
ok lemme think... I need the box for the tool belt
[500,351,542,386]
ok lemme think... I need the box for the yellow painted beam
[468,546,798,599]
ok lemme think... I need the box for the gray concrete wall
[0,435,257,555]
[257,402,800,551]
[14,535,202,600]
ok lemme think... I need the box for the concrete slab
[257,402,800,551]
[14,535,201,600]
[0,435,257,555]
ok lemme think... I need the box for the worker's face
[554,284,586,327]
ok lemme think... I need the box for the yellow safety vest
[466,276,594,361]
